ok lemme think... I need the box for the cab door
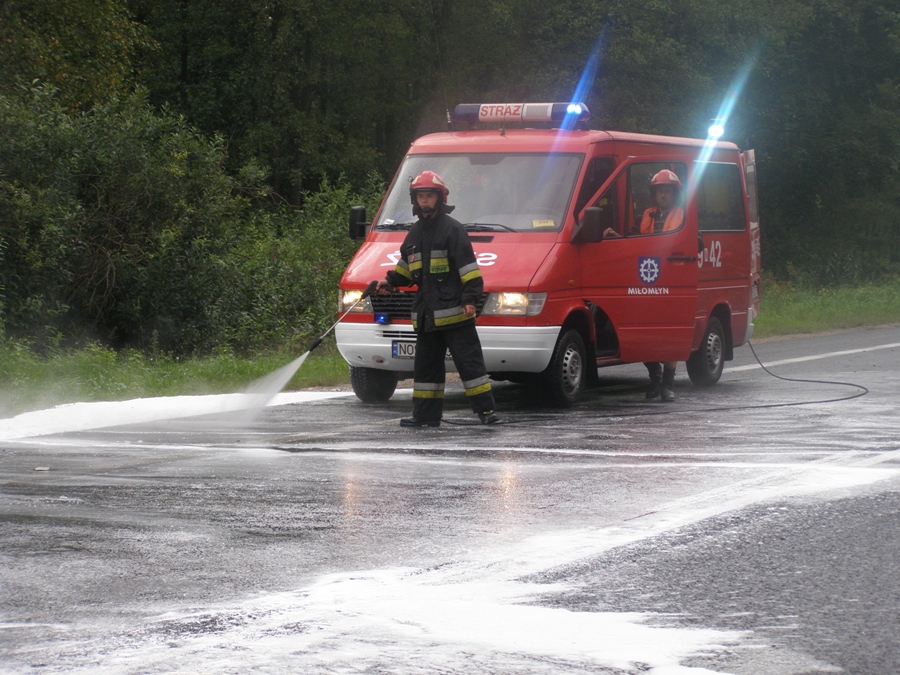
[578,157,699,363]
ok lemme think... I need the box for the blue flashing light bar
[452,102,591,125]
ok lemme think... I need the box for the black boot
[660,368,676,402]
[400,417,440,427]
[478,410,500,425]
[645,362,662,399]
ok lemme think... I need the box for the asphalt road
[1,325,899,674]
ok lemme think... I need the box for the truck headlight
[339,289,373,313]
[481,292,546,316]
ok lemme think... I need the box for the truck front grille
[370,290,415,320]
[370,290,487,320]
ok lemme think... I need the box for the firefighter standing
[376,171,499,427]
[640,169,685,401]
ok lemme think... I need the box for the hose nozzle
[361,279,378,299]
[305,280,380,354]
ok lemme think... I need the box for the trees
[743,0,900,280]
[127,0,434,202]
[0,0,150,109]
[1,0,898,354]
[0,85,380,353]
[0,86,239,350]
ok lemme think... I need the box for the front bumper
[335,323,559,373]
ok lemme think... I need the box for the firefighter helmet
[409,170,449,204]
[649,169,682,193]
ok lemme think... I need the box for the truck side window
[592,171,625,237]
[574,157,614,217]
[629,162,687,235]
[696,163,746,231]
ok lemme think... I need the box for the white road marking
[730,341,900,371]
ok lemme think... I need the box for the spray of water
[231,351,311,423]
[0,282,370,440]
[0,352,314,440]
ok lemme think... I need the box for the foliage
[0,0,151,109]
[212,176,383,352]
[118,0,900,277]
[1,0,899,363]
[126,0,432,202]
[0,85,380,354]
[745,0,900,279]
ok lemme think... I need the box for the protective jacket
[385,211,483,332]
[640,206,684,234]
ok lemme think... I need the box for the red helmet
[649,169,682,193]
[409,170,449,203]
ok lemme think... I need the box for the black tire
[542,329,586,406]
[686,316,725,386]
[349,366,399,402]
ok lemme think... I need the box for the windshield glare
[376,153,583,231]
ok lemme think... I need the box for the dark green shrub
[0,85,383,355]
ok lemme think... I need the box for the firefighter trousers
[412,323,495,422]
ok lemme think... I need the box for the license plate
[391,340,452,360]
[392,340,416,359]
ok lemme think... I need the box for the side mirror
[348,206,370,240]
[571,206,605,244]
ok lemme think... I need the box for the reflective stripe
[430,257,449,274]
[464,375,492,397]
[434,311,469,327]
[460,267,482,283]
[408,252,423,272]
[434,306,463,319]
[394,262,412,280]
[413,382,445,399]
[465,382,492,397]
[458,261,480,278]
[433,305,467,327]
[463,375,491,389]
[430,249,448,258]
[414,382,445,391]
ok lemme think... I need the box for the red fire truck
[336,102,760,405]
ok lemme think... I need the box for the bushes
[213,177,382,352]
[0,85,382,355]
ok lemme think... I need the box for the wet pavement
[1,325,899,674]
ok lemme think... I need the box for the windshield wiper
[463,222,516,232]
[374,221,415,230]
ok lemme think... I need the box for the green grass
[0,338,351,417]
[753,277,900,338]
[2,278,899,416]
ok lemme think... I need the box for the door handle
[667,255,698,262]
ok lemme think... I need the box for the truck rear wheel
[686,316,725,386]
[542,329,586,406]
[349,366,399,402]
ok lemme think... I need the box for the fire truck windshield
[375,153,583,232]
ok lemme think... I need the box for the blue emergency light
[708,119,725,139]
[452,102,591,125]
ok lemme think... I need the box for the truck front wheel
[686,316,725,386]
[542,329,586,406]
[349,366,399,402]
